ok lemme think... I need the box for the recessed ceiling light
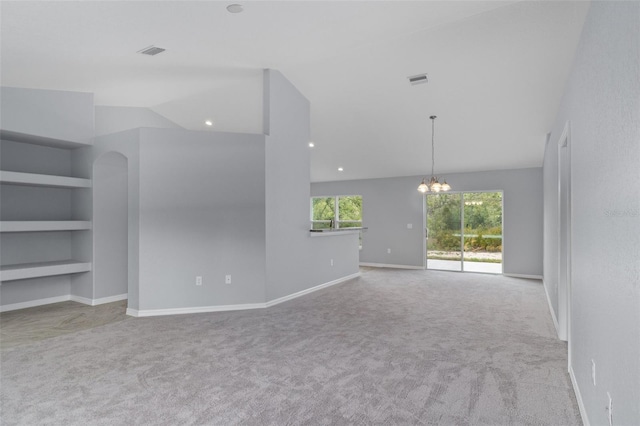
[338,167,344,172]
[226,4,244,13]
[205,120,213,126]
[308,142,315,148]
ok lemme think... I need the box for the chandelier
[418,115,451,193]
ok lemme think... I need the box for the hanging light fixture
[418,115,451,193]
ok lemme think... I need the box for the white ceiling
[0,1,590,182]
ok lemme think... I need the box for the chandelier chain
[418,114,450,193]
[431,116,436,178]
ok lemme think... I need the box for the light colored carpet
[0,300,128,350]
[0,269,581,425]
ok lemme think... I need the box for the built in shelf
[0,260,92,282]
[0,221,92,232]
[0,129,90,149]
[0,171,91,188]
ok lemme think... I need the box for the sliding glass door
[426,193,462,271]
[426,191,503,273]
[462,192,503,273]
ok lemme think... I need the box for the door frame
[425,190,504,274]
[557,122,572,350]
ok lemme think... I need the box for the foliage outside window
[426,191,503,263]
[311,196,362,230]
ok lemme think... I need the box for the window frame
[310,195,363,230]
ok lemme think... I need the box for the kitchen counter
[309,227,367,237]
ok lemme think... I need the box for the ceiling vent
[137,46,166,56]
[408,73,428,86]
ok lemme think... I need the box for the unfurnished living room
[0,1,638,425]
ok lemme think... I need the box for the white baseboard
[1,293,128,313]
[503,273,543,280]
[569,364,590,426]
[128,272,361,317]
[127,302,266,318]
[0,295,71,312]
[542,279,561,337]
[71,293,128,306]
[265,272,361,308]
[359,262,424,270]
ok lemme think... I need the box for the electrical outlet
[196,276,202,286]
[225,275,231,284]
[330,259,334,266]
[592,359,596,386]
[387,248,391,254]
[607,392,612,426]
[407,223,413,229]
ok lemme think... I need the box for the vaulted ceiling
[0,1,589,182]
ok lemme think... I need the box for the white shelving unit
[0,221,92,232]
[0,130,89,149]
[0,171,91,189]
[0,261,92,281]
[1,129,93,283]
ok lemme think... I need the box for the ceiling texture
[1,1,590,182]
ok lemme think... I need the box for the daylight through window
[311,196,362,230]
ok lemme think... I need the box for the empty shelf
[0,171,91,188]
[0,129,90,149]
[0,221,92,232]
[0,260,92,281]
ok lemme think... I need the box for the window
[311,195,362,230]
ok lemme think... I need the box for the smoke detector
[408,73,428,86]
[137,46,166,56]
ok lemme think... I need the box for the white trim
[0,220,92,232]
[127,302,266,318]
[265,272,360,307]
[94,293,128,305]
[569,364,590,426]
[503,273,543,280]
[0,295,70,312]
[309,230,360,237]
[0,171,92,189]
[69,295,94,305]
[542,279,561,337]
[360,262,424,270]
[0,260,91,281]
[557,120,571,343]
[70,293,127,306]
[127,273,361,317]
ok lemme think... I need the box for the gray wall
[87,129,142,307]
[2,76,359,311]
[312,177,425,268]
[0,87,94,144]
[264,69,360,302]
[0,276,71,307]
[95,106,182,137]
[543,2,640,424]
[137,128,267,310]
[312,167,543,276]
[93,152,128,299]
